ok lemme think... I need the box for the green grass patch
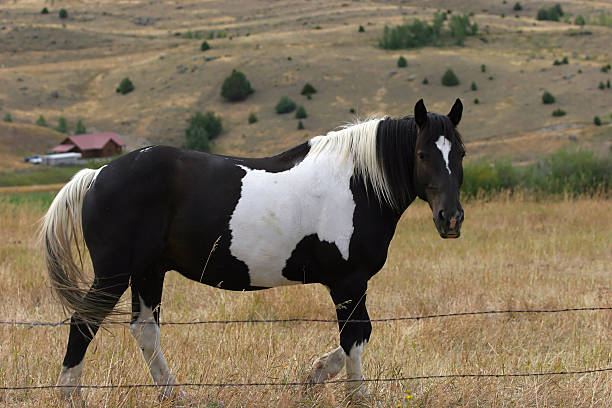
[0,166,85,187]
[0,191,56,209]
[0,157,117,187]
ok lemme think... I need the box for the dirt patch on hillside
[0,0,610,164]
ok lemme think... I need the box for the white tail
[40,168,99,321]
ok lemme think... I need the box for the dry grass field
[0,1,611,407]
[0,193,610,407]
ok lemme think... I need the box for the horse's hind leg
[130,272,182,402]
[57,272,130,404]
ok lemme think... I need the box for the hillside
[0,0,610,166]
[0,121,65,171]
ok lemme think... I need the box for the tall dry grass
[0,194,610,407]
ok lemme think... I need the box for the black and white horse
[42,99,465,403]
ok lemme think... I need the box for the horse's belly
[228,160,355,287]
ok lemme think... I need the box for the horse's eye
[418,152,426,160]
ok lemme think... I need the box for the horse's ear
[447,98,463,127]
[414,99,427,128]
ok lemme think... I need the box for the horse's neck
[373,118,418,212]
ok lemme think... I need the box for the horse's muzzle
[434,208,464,239]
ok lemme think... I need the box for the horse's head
[413,99,465,239]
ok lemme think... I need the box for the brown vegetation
[0,195,609,407]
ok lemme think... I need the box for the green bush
[41,7,49,14]
[462,159,520,197]
[116,77,134,94]
[59,8,68,19]
[448,14,479,45]
[481,64,486,72]
[542,91,555,104]
[471,81,477,91]
[221,69,254,101]
[183,126,210,152]
[461,150,611,198]
[524,150,610,196]
[474,98,480,104]
[55,117,68,133]
[248,112,258,124]
[593,116,602,126]
[422,77,429,84]
[275,96,296,114]
[358,25,365,33]
[297,120,304,130]
[607,80,611,88]
[36,115,47,127]
[3,113,12,122]
[187,111,222,140]
[379,12,477,49]
[575,15,585,26]
[200,40,210,51]
[295,106,307,119]
[598,81,605,90]
[441,68,460,86]
[513,3,522,11]
[552,108,566,117]
[301,83,317,96]
[601,64,611,73]
[536,4,563,22]
[75,119,86,135]
[397,56,407,67]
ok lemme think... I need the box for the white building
[42,153,82,166]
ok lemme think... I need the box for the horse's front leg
[311,280,371,395]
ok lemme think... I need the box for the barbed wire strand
[1,367,610,391]
[0,306,609,327]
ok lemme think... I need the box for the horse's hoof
[57,389,86,408]
[158,388,195,407]
[346,383,370,403]
[310,347,346,383]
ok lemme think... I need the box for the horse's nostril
[438,210,445,221]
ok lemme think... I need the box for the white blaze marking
[435,136,452,175]
[229,152,355,287]
[130,297,178,398]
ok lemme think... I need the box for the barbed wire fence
[1,306,610,391]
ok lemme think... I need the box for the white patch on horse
[130,297,178,399]
[435,135,452,175]
[311,346,346,383]
[141,145,157,153]
[346,341,366,381]
[229,152,355,287]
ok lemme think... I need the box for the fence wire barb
[0,306,609,327]
[1,367,610,391]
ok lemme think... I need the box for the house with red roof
[51,133,125,158]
